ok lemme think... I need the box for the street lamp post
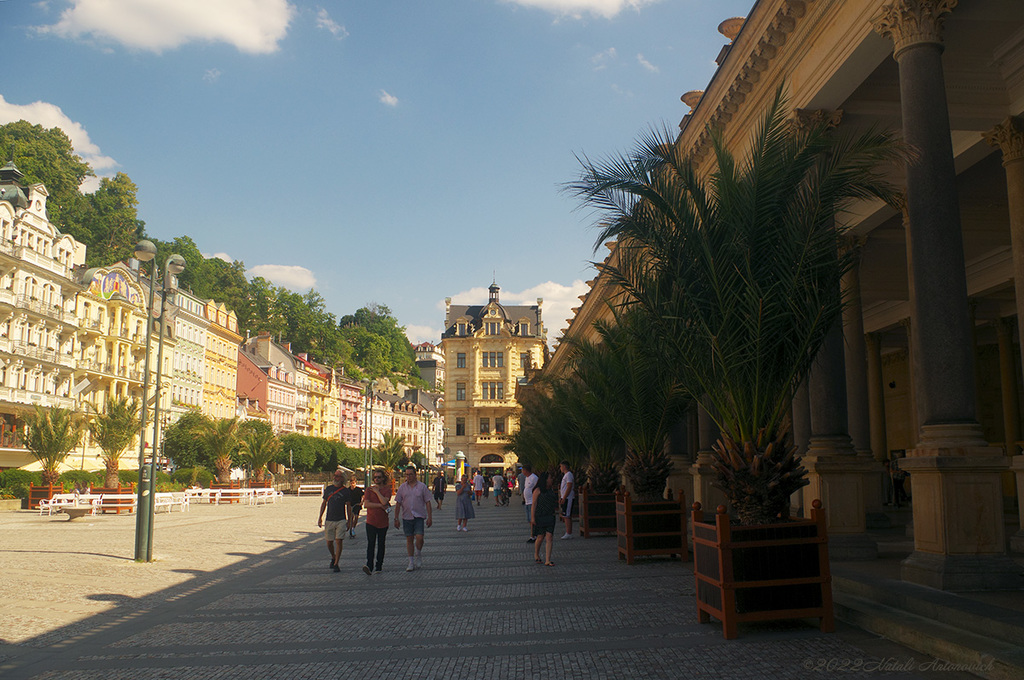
[133,240,186,562]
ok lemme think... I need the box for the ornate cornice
[871,0,957,59]
[983,116,1024,165]
[793,108,844,132]
[689,0,813,164]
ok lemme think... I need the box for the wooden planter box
[691,499,834,639]
[579,487,617,538]
[615,490,689,564]
[211,481,242,503]
[93,485,136,514]
[28,484,60,510]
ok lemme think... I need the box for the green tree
[23,407,84,486]
[569,86,904,523]
[203,417,241,483]
[87,397,141,488]
[81,173,146,266]
[374,431,408,474]
[163,410,213,469]
[0,120,91,236]
[238,420,280,482]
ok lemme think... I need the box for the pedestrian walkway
[0,495,981,679]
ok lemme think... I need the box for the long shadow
[0,549,134,561]
[0,529,323,680]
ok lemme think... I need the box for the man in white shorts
[317,470,352,572]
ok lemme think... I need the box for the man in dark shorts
[394,465,433,572]
[431,471,446,509]
[347,476,364,538]
[317,470,352,572]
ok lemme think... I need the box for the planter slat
[691,500,834,640]
[615,490,689,565]
[579,487,617,538]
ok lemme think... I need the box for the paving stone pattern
[0,495,978,679]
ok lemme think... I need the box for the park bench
[297,483,325,496]
[97,493,137,514]
[39,493,77,516]
[214,488,251,505]
[253,488,283,505]
[154,491,188,512]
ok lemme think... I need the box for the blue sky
[1,0,752,346]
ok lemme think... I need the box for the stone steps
[833,569,1024,680]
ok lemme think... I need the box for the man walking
[317,469,352,572]
[472,469,484,506]
[522,463,538,543]
[492,470,505,506]
[559,460,575,539]
[394,465,433,572]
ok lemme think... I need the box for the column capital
[872,0,957,58]
[984,116,1024,165]
[792,108,843,132]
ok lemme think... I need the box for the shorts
[533,516,556,536]
[402,517,425,536]
[433,491,445,501]
[561,497,574,518]
[524,503,532,522]
[475,490,482,499]
[324,519,346,541]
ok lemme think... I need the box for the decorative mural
[87,269,143,308]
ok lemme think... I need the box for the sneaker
[350,530,356,538]
[374,567,382,573]
[560,533,572,540]
[526,537,535,543]
[362,565,372,576]
[332,563,341,572]
[328,559,335,569]
[414,554,422,569]
[406,563,415,572]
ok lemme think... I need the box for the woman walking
[362,470,392,575]
[455,474,475,531]
[531,471,558,566]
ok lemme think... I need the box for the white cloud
[442,279,590,348]
[316,8,348,38]
[378,90,399,107]
[203,251,233,263]
[247,264,317,290]
[406,324,442,345]
[203,68,222,83]
[36,0,294,54]
[636,53,658,72]
[0,94,117,192]
[502,0,659,19]
[591,47,616,70]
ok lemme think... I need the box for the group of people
[316,460,578,574]
[317,466,433,575]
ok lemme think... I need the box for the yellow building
[440,283,545,473]
[202,300,241,421]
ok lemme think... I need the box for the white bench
[297,484,325,496]
[39,493,77,516]
[214,488,253,505]
[97,493,137,514]
[154,491,189,512]
[253,488,283,505]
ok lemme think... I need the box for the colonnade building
[550,0,1024,591]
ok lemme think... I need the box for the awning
[444,459,457,466]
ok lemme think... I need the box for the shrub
[0,469,42,498]
[171,467,214,487]
[59,470,101,489]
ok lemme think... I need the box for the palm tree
[566,309,687,500]
[375,431,408,476]
[23,406,84,486]
[203,417,241,483]
[238,420,280,483]
[87,397,141,488]
[569,86,904,523]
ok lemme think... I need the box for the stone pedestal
[899,444,1022,590]
[667,453,694,503]
[1012,455,1024,554]
[804,435,877,560]
[691,453,727,513]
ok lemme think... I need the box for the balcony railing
[0,386,76,410]
[0,288,15,307]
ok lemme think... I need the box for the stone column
[865,333,889,463]
[843,244,887,526]
[985,116,1024,551]
[996,319,1020,456]
[804,321,875,559]
[874,0,1016,589]
[791,378,811,516]
[691,403,726,512]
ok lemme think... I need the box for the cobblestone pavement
[0,495,980,679]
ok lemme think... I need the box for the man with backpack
[317,470,352,573]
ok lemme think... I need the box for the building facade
[202,301,241,420]
[440,283,545,472]
[0,162,85,468]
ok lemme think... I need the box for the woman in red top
[362,470,392,575]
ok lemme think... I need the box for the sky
[1,0,753,347]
